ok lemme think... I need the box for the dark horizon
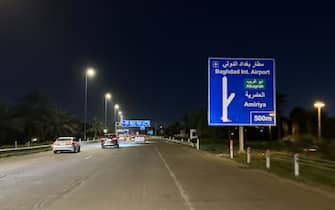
[1,1,335,125]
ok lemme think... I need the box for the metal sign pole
[239,126,245,153]
[229,139,234,159]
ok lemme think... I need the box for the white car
[134,136,146,144]
[52,137,81,153]
[118,134,126,141]
[100,134,119,148]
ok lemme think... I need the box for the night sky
[1,0,335,125]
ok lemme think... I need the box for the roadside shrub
[283,135,316,153]
[319,139,335,160]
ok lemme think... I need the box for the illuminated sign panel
[208,58,276,126]
[121,120,151,128]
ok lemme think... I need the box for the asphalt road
[0,138,334,210]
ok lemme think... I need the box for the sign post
[229,139,234,159]
[239,126,244,153]
[208,58,276,151]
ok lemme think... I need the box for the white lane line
[84,155,93,160]
[156,147,195,210]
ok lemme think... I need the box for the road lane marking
[84,155,93,160]
[33,176,91,210]
[156,147,195,210]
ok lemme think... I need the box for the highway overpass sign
[121,120,151,128]
[208,58,276,126]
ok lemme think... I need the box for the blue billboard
[121,120,151,128]
[208,58,276,126]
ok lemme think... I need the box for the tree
[1,93,81,144]
[0,104,20,145]
[276,92,288,140]
[88,118,104,138]
[290,107,311,136]
[10,93,52,142]
[42,109,80,139]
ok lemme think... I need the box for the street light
[105,93,112,99]
[314,101,325,140]
[104,93,112,129]
[118,111,122,122]
[86,68,96,77]
[114,104,119,132]
[119,112,124,122]
[84,68,96,141]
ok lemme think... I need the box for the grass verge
[200,138,335,190]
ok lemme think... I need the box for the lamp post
[114,104,119,132]
[84,68,96,141]
[314,101,325,141]
[104,93,112,129]
[119,113,124,125]
[118,111,122,122]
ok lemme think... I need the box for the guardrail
[0,139,101,154]
[164,137,200,150]
[272,152,335,172]
[165,138,335,179]
[0,139,101,152]
[164,137,335,187]
[237,147,335,177]
[0,145,52,153]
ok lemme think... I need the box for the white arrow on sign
[221,76,235,122]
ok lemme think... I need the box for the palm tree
[0,104,17,145]
[88,118,104,139]
[43,109,80,140]
[9,93,80,142]
[10,93,51,142]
